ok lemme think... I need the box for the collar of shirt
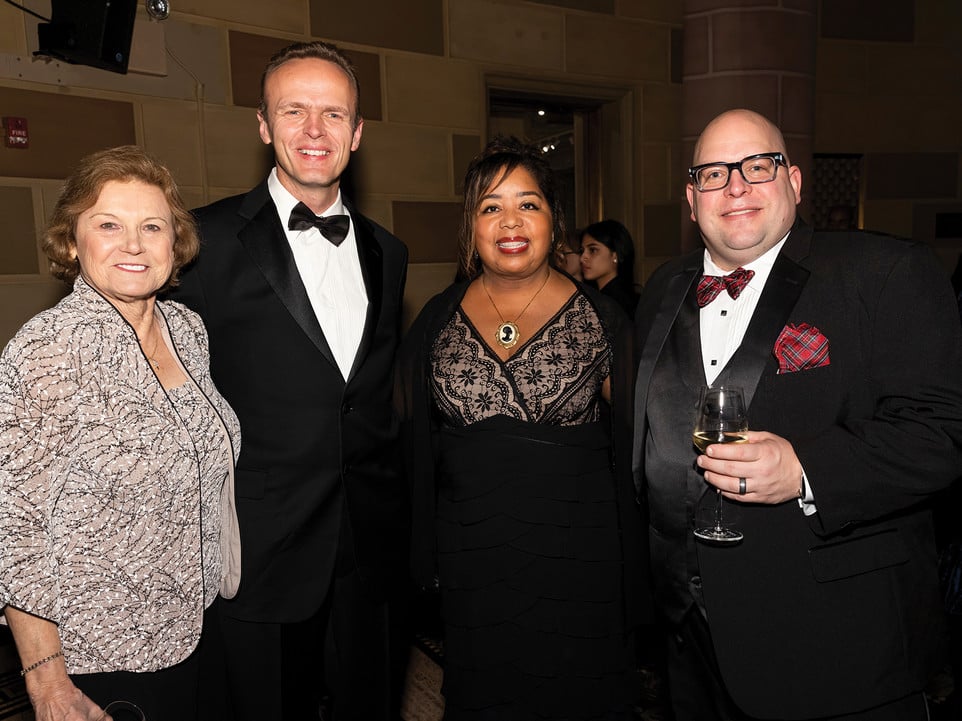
[700,234,789,385]
[267,168,349,243]
[265,168,366,381]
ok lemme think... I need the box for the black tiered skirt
[436,417,636,720]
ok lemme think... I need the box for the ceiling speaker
[35,0,139,74]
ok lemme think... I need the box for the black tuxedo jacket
[633,222,962,718]
[168,179,408,623]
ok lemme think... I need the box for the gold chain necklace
[481,268,551,350]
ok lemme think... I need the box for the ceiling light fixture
[145,0,170,20]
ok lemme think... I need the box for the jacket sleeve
[797,241,962,535]
[0,333,69,623]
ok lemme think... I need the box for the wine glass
[692,385,749,543]
[97,700,146,721]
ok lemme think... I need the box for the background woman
[397,137,647,720]
[579,219,640,317]
[0,146,240,721]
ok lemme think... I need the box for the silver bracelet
[20,650,62,676]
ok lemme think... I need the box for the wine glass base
[693,526,743,544]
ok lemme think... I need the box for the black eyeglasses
[688,152,788,192]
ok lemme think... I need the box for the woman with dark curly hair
[0,145,240,721]
[397,137,649,720]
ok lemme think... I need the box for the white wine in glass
[692,385,748,543]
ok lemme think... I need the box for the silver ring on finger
[738,477,747,495]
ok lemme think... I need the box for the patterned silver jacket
[0,277,240,673]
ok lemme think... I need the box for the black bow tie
[288,202,350,246]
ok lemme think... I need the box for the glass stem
[714,489,725,531]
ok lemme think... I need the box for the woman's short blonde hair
[43,145,199,289]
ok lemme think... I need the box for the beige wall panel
[865,44,962,96]
[683,15,709,76]
[163,20,230,105]
[385,55,481,130]
[643,202,682,257]
[128,11,168,77]
[641,144,670,202]
[202,106,274,189]
[532,0,614,11]
[685,0,778,11]
[351,122,451,197]
[641,83,680,141]
[712,10,815,74]
[779,75,814,138]
[141,100,203,187]
[206,187,254,204]
[0,186,37,274]
[393,201,462,263]
[310,0,443,56]
[229,32,383,121]
[449,0,564,70]
[40,181,65,226]
[866,153,958,201]
[916,0,962,45]
[862,199,914,239]
[175,0,305,34]
[179,187,208,212]
[814,42,866,94]
[402,263,458,328]
[453,134,481,194]
[0,280,69,349]
[0,88,135,180]
[816,94,962,153]
[565,16,669,81]
[681,76,779,139]
[354,197,393,231]
[0,4,25,53]
[617,0,682,24]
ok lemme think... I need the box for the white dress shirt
[699,238,785,386]
[268,170,368,380]
[699,235,815,513]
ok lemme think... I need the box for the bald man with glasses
[632,109,962,721]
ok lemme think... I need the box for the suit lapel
[236,184,338,368]
[344,199,384,382]
[632,254,702,488]
[724,226,812,410]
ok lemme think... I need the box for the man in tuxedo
[169,41,408,721]
[633,108,962,720]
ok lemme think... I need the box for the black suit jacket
[168,179,408,623]
[633,222,962,718]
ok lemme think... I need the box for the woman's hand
[3,606,105,720]
[28,675,105,721]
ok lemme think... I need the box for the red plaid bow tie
[696,267,755,307]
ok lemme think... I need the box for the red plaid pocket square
[773,323,831,374]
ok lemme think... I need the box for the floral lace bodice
[430,292,611,427]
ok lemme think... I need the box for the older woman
[0,146,240,721]
[397,137,648,720]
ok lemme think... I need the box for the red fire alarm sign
[3,117,29,149]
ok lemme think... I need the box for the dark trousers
[667,608,929,721]
[72,631,201,721]
[199,568,402,721]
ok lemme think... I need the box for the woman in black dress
[397,137,649,720]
